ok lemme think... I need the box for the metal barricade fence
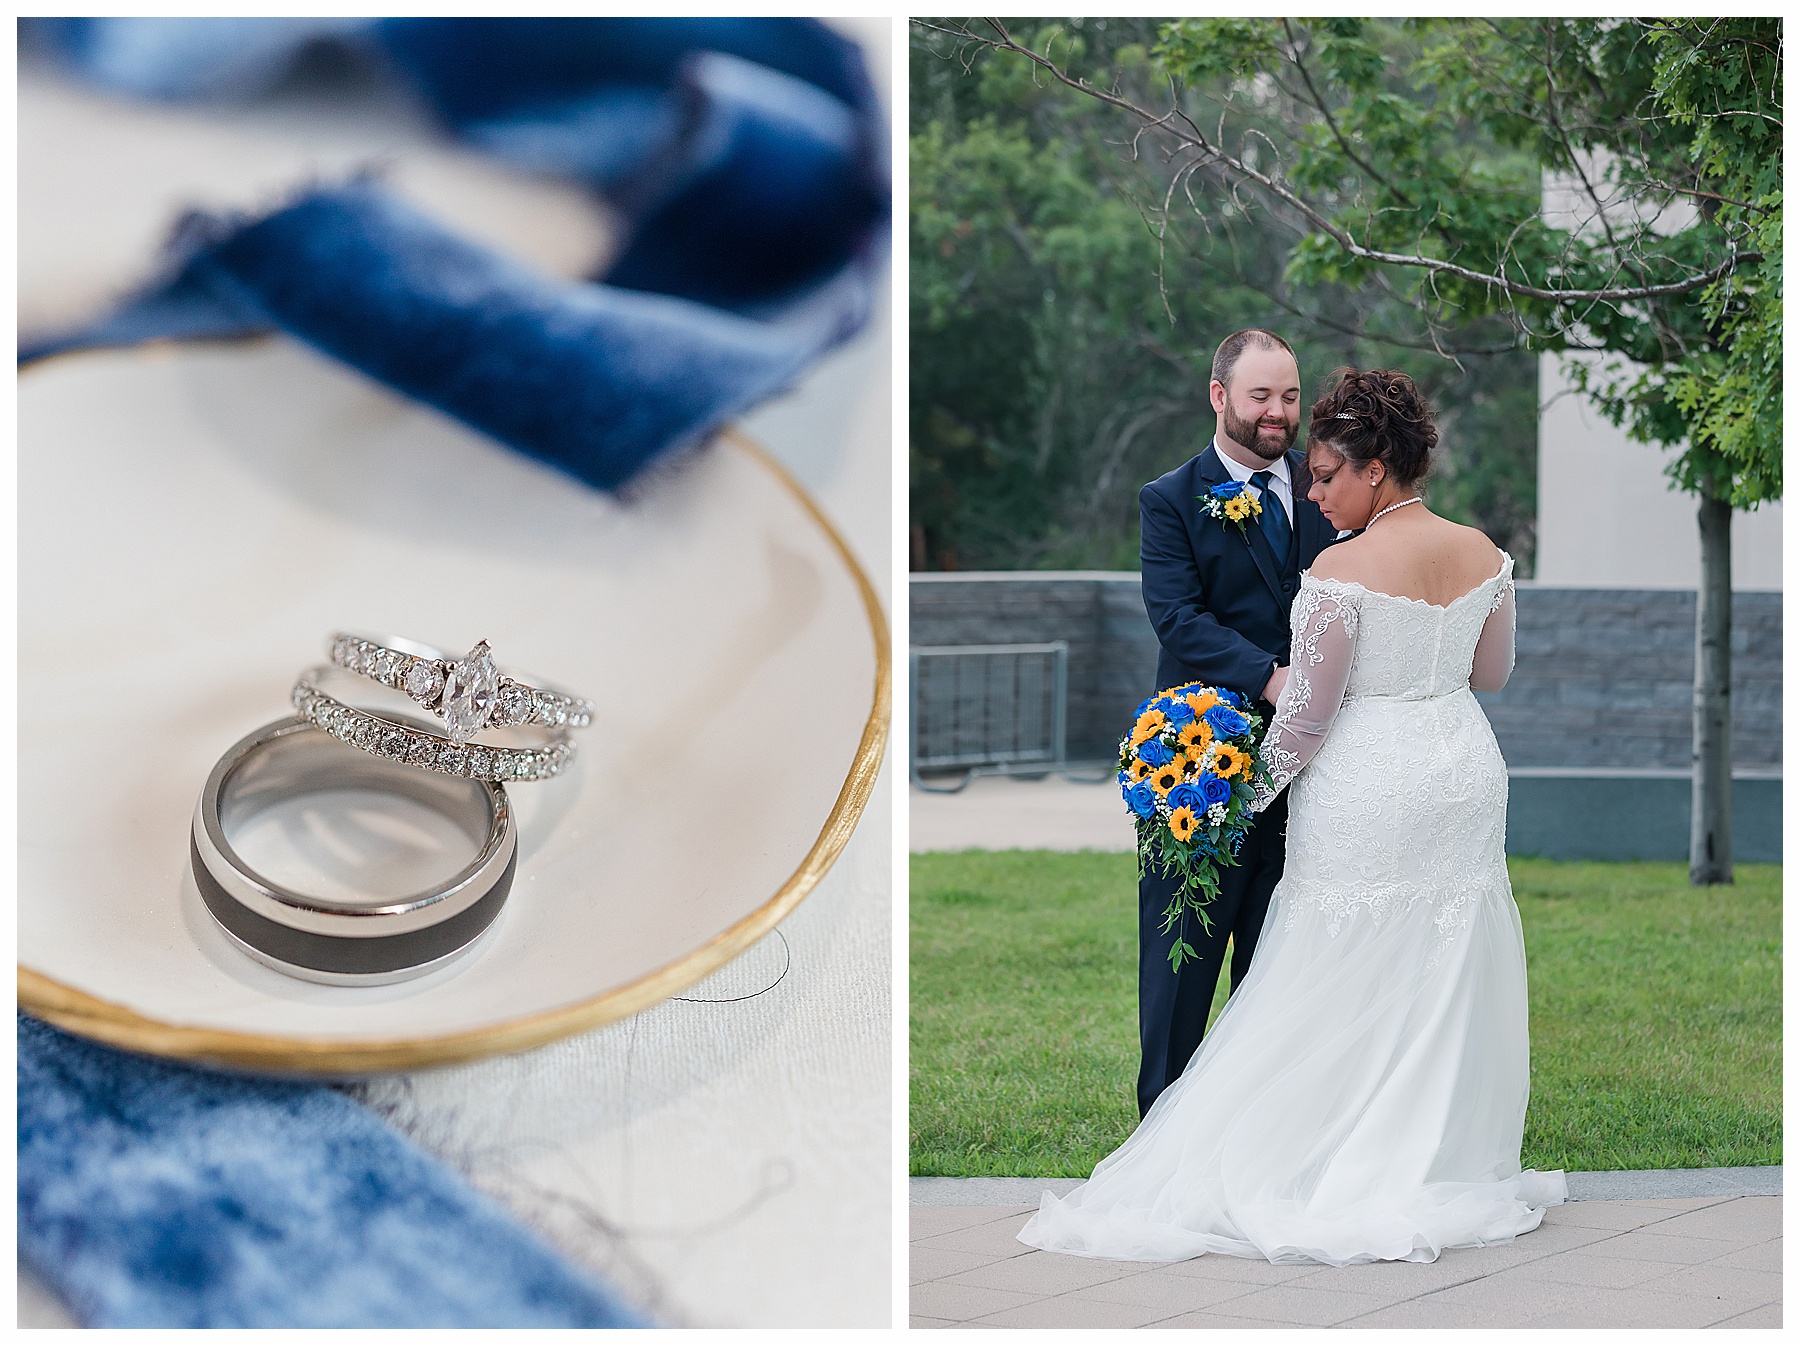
[909,642,1068,793]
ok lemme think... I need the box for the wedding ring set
[296,635,592,785]
[191,635,592,986]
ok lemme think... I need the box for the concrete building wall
[1537,158,1780,589]
[1536,353,1783,590]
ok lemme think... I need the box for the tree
[933,17,1781,883]
[910,74,1213,570]
[910,18,1541,573]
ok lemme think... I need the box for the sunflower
[1168,806,1199,843]
[1212,742,1251,780]
[1224,495,1252,521]
[1149,762,1184,795]
[1127,757,1155,783]
[1177,719,1214,753]
[1184,689,1223,716]
[1132,707,1166,744]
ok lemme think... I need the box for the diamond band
[329,633,594,743]
[292,669,575,783]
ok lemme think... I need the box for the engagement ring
[293,665,575,783]
[329,633,594,743]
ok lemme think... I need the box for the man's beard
[1222,405,1295,461]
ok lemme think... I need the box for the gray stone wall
[909,573,1145,762]
[910,574,1783,770]
[1483,588,1781,769]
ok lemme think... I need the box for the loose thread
[674,928,791,1003]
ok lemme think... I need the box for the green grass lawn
[910,851,1781,1177]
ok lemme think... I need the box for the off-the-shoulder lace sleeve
[1251,581,1360,812]
[1470,572,1517,692]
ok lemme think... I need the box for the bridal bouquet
[1119,683,1266,971]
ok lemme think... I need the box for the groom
[1134,328,1338,1118]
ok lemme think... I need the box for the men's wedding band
[292,665,575,783]
[329,632,593,743]
[191,717,517,984]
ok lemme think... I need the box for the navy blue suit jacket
[1139,443,1339,701]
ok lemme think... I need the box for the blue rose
[1204,704,1250,738]
[1137,738,1174,768]
[1210,480,1246,499]
[1199,773,1232,807]
[1166,783,1204,814]
[1125,782,1158,819]
[1133,695,1157,720]
[1161,699,1195,727]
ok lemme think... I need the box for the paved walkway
[910,776,1129,853]
[910,1170,1781,1329]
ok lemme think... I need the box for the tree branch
[1281,18,1414,208]
[940,19,1760,305]
[1644,179,1775,214]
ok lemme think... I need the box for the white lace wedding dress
[1018,553,1566,1265]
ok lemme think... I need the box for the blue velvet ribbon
[17,1014,645,1327]
[20,17,888,489]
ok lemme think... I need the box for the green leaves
[1160,17,1780,506]
[1643,20,1782,507]
[1154,18,1282,85]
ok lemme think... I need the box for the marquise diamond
[439,640,499,744]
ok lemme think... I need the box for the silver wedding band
[191,716,517,985]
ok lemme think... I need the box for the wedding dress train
[1019,554,1566,1265]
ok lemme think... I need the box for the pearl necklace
[1365,495,1423,529]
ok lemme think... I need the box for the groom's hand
[1262,664,1290,706]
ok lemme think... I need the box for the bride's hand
[1262,664,1289,706]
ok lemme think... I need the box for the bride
[1019,368,1566,1266]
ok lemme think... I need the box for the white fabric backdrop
[17,19,893,1328]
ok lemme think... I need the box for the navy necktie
[1251,469,1292,562]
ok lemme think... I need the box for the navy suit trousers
[1136,787,1289,1118]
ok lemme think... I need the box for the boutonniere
[1197,480,1263,536]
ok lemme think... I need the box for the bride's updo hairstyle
[1306,368,1437,487]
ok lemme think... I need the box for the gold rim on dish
[17,372,892,1072]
